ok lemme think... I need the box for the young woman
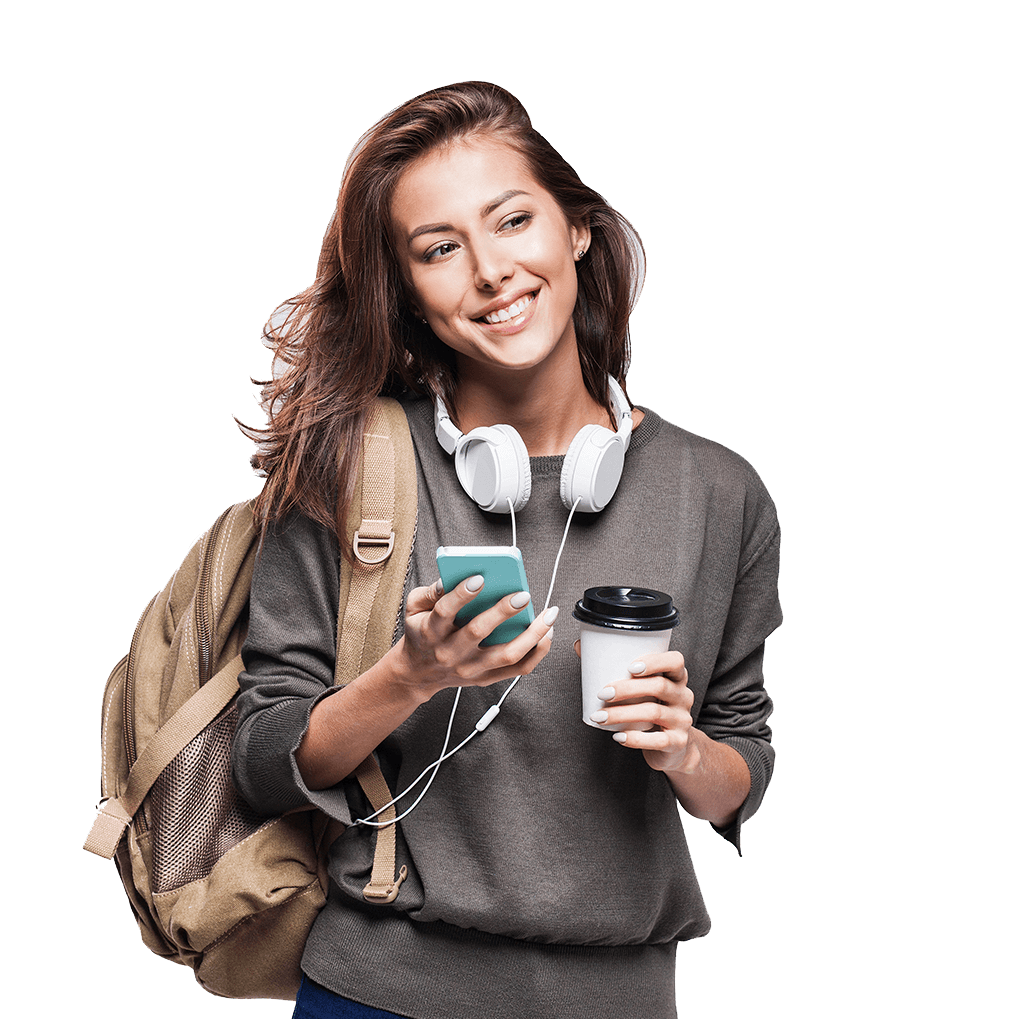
[232,81,781,1019]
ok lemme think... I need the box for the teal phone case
[436,546,535,646]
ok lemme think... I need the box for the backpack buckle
[362,865,408,903]
[353,522,395,565]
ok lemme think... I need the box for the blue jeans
[292,976,409,1019]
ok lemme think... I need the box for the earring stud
[576,250,585,260]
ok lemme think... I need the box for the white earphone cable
[353,687,464,827]
[354,496,580,827]
[544,495,581,613]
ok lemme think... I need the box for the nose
[471,238,513,292]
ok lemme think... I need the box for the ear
[570,219,591,260]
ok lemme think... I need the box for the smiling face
[392,136,590,381]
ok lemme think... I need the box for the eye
[500,212,533,232]
[422,240,459,262]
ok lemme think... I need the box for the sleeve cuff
[234,688,356,826]
[709,735,774,855]
[287,686,357,827]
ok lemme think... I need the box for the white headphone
[434,375,633,514]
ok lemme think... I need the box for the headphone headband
[434,402,464,456]
[606,374,634,449]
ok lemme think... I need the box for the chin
[442,311,579,378]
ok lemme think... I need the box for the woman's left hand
[576,645,700,775]
[575,643,752,826]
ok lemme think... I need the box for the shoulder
[397,391,434,431]
[633,408,774,502]
[255,514,343,601]
[631,407,780,570]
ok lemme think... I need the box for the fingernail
[433,579,444,596]
[590,710,608,723]
[597,686,616,701]
[543,605,560,625]
[612,732,628,743]
[466,575,485,592]
[628,661,646,674]
[510,590,531,609]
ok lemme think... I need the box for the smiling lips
[478,290,538,325]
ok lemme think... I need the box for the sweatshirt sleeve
[697,470,782,854]
[230,514,357,825]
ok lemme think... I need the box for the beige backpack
[84,398,417,999]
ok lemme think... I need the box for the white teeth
[483,292,534,325]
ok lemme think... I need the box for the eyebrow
[406,189,531,245]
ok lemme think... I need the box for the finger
[422,575,487,640]
[589,699,691,731]
[405,578,445,615]
[604,696,693,734]
[596,679,691,724]
[611,726,690,753]
[596,676,686,708]
[457,590,545,649]
[477,617,559,683]
[448,603,558,687]
[623,651,687,683]
[573,638,581,659]
[474,603,560,665]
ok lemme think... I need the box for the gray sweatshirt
[232,398,781,1019]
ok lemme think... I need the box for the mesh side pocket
[150,702,269,894]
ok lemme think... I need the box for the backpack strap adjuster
[353,524,395,565]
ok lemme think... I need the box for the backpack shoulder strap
[335,396,417,903]
[337,397,418,686]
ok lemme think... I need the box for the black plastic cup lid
[572,587,679,631]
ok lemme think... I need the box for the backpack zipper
[195,506,233,687]
[123,593,158,769]
[119,593,157,836]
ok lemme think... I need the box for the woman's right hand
[298,576,556,790]
[391,576,558,703]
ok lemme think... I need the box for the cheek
[541,241,579,307]
[527,232,577,291]
[409,270,458,319]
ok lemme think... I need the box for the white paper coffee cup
[573,587,679,730]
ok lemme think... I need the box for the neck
[452,362,611,457]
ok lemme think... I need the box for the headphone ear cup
[560,426,594,510]
[560,425,627,512]
[454,424,532,513]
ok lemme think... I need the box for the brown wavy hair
[241,81,645,542]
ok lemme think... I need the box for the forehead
[392,137,550,230]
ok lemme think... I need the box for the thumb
[407,578,444,614]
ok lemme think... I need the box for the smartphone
[435,546,535,646]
